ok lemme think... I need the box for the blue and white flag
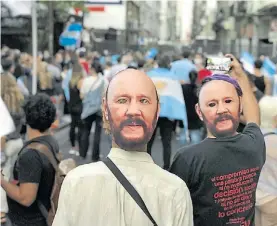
[145,48,158,60]
[240,52,255,74]
[262,58,276,77]
[147,68,188,141]
[59,22,83,49]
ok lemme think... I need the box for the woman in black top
[254,59,272,95]
[68,59,84,155]
[182,70,204,143]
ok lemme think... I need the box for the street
[54,125,186,167]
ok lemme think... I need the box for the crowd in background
[1,44,277,225]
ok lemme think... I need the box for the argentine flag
[240,52,255,74]
[147,68,189,142]
[59,22,83,49]
[262,58,276,77]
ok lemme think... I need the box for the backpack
[17,136,77,226]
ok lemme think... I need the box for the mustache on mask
[214,114,234,124]
[119,118,147,130]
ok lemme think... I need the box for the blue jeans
[189,129,202,144]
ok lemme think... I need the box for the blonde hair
[259,96,277,129]
[38,61,53,90]
[70,62,83,88]
[1,72,24,113]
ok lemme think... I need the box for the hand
[225,54,246,79]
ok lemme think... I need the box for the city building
[159,0,177,42]
[136,1,161,45]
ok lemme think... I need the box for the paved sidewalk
[55,114,71,131]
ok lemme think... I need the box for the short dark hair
[182,49,191,59]
[189,70,198,85]
[1,58,13,72]
[137,60,145,68]
[23,94,56,133]
[254,59,263,69]
[79,51,86,58]
[157,54,171,69]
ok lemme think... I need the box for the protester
[147,55,175,170]
[171,48,196,84]
[170,54,265,226]
[78,50,89,75]
[37,60,54,96]
[68,59,83,156]
[1,94,59,226]
[78,62,106,161]
[255,96,277,226]
[253,59,272,95]
[1,66,25,224]
[53,69,193,226]
[182,70,203,143]
[193,53,212,84]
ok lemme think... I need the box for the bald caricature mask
[103,69,159,151]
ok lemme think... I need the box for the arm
[226,54,260,125]
[1,180,38,207]
[264,76,272,95]
[1,150,42,207]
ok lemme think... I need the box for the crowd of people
[0,44,277,226]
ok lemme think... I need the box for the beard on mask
[107,107,158,151]
[202,111,240,138]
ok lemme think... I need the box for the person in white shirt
[53,69,193,226]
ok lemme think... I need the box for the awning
[2,0,32,17]
[257,1,277,14]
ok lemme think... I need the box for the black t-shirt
[7,135,58,226]
[170,123,265,226]
[182,84,203,130]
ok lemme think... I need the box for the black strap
[17,137,59,224]
[102,157,158,226]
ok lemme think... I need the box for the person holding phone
[170,54,265,226]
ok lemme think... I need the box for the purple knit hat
[201,74,243,96]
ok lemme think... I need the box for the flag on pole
[59,22,83,49]
[240,52,255,74]
[262,58,276,77]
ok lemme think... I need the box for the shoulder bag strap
[21,140,60,224]
[88,77,100,92]
[27,141,59,171]
[102,157,158,226]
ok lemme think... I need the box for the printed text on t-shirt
[211,167,260,225]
